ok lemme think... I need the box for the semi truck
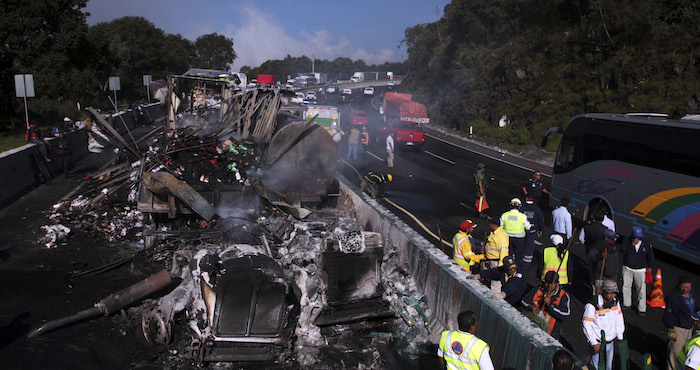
[381,92,429,125]
[257,74,275,88]
[350,71,391,82]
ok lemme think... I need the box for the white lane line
[425,133,551,178]
[459,202,471,209]
[367,151,384,161]
[425,150,456,165]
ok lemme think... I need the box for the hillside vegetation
[400,0,700,149]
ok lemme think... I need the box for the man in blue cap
[620,226,655,317]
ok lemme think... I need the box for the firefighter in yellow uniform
[453,220,485,273]
[676,312,700,370]
[438,310,494,370]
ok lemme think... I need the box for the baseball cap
[460,220,476,231]
[550,234,564,246]
[544,271,559,284]
[632,226,644,238]
[601,280,619,293]
[603,229,617,240]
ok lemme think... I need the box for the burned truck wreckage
[30,73,435,368]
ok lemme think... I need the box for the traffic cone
[647,268,666,308]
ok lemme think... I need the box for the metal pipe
[28,270,172,338]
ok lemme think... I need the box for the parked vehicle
[363,87,374,95]
[350,72,390,82]
[305,91,317,101]
[381,92,429,125]
[376,120,425,151]
[291,92,305,104]
[326,85,337,94]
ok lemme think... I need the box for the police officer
[500,198,531,271]
[521,195,544,273]
[438,310,494,370]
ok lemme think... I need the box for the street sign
[14,74,35,129]
[143,75,152,86]
[14,74,35,98]
[109,76,121,91]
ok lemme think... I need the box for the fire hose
[28,269,172,338]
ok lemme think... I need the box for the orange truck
[381,92,429,125]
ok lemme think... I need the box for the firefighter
[500,198,531,272]
[521,271,571,340]
[360,172,392,199]
[476,255,527,305]
[438,310,494,370]
[452,220,485,274]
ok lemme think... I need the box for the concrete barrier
[0,104,164,207]
[337,173,562,369]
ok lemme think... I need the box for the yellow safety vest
[501,210,528,238]
[677,333,700,370]
[439,330,489,370]
[453,232,475,269]
[541,247,569,285]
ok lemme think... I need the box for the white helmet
[510,198,522,208]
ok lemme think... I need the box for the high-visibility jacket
[485,227,509,266]
[439,330,490,370]
[541,247,570,285]
[453,231,484,271]
[521,285,571,339]
[364,172,387,184]
[677,332,700,370]
[500,209,531,238]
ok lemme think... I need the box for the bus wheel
[586,199,611,221]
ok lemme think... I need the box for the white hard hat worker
[510,198,522,208]
[64,117,71,122]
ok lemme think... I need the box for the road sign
[109,76,121,91]
[14,74,35,129]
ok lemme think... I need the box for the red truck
[381,92,429,125]
[376,120,425,151]
[256,74,275,88]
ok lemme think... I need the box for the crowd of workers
[437,167,700,369]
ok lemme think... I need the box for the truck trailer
[381,92,429,125]
[350,72,390,82]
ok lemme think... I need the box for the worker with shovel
[588,228,620,296]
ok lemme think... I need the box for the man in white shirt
[582,280,625,370]
[552,197,573,243]
[386,131,395,168]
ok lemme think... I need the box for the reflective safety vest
[453,232,475,270]
[439,330,489,370]
[541,247,569,285]
[501,209,529,238]
[677,332,700,370]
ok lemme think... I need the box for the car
[305,91,317,101]
[388,81,395,86]
[342,88,352,95]
[326,85,337,94]
[364,87,375,95]
[350,110,368,126]
[291,92,305,104]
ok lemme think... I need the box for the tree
[193,33,236,70]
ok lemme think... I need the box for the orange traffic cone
[647,268,666,308]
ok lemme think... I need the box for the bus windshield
[551,113,700,263]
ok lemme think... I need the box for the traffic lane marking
[424,133,551,178]
[367,151,384,162]
[425,150,456,165]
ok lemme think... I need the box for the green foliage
[402,0,700,149]
[193,33,236,70]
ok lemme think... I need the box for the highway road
[325,87,697,369]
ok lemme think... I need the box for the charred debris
[33,73,435,368]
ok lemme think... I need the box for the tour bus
[305,105,339,134]
[551,113,700,263]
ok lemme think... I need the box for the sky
[84,0,451,71]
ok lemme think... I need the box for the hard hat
[460,220,476,231]
[386,174,393,182]
[64,117,71,122]
[510,198,522,207]
[550,234,564,246]
[503,255,517,270]
[477,163,485,169]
